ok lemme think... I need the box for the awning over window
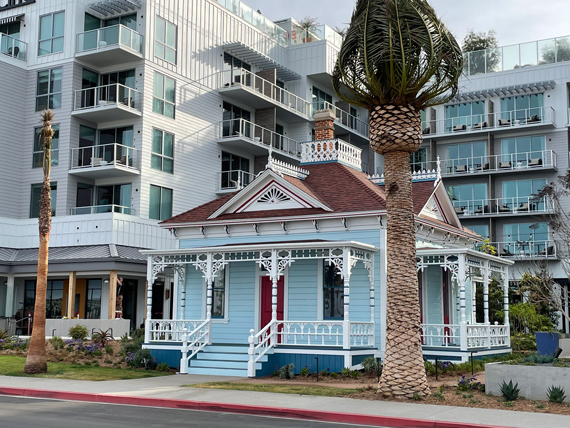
[88,0,141,18]
[222,41,301,82]
[451,80,556,102]
[0,13,24,26]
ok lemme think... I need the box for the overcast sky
[244,0,570,46]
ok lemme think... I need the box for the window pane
[152,129,163,154]
[151,154,162,170]
[34,127,43,152]
[503,181,517,198]
[33,153,43,168]
[149,185,161,220]
[163,158,173,173]
[36,96,48,112]
[153,72,164,98]
[165,47,176,64]
[163,133,174,157]
[160,188,173,220]
[52,36,64,53]
[30,184,42,218]
[166,22,176,48]
[155,17,165,43]
[53,12,65,37]
[50,68,63,93]
[164,77,175,102]
[154,41,165,60]
[39,15,52,40]
[49,93,62,109]
[37,71,49,95]
[152,98,164,114]
[38,40,51,55]
[164,102,175,118]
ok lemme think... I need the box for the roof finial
[435,156,442,187]
[266,144,275,170]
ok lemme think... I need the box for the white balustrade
[179,320,212,374]
[277,321,344,347]
[489,325,510,347]
[466,325,490,349]
[70,143,139,171]
[452,196,550,217]
[148,319,206,343]
[421,324,461,347]
[493,240,557,259]
[248,320,277,377]
[301,139,362,170]
[349,322,375,347]
[217,170,256,191]
[70,204,134,216]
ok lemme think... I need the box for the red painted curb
[0,387,508,428]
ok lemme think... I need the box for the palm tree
[332,0,462,397]
[24,110,55,374]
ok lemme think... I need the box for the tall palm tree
[332,0,462,397]
[24,110,55,374]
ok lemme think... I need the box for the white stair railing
[179,319,211,374]
[247,320,277,377]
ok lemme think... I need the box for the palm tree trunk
[24,111,53,375]
[371,105,430,397]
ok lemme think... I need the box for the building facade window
[410,147,427,172]
[38,11,65,55]
[85,279,102,319]
[470,225,489,240]
[149,185,173,220]
[323,262,344,319]
[444,101,485,130]
[503,222,550,256]
[446,141,486,170]
[153,72,175,118]
[23,280,65,319]
[503,178,547,210]
[151,129,174,173]
[36,68,62,111]
[447,183,487,214]
[221,151,250,189]
[30,182,57,218]
[222,102,251,137]
[74,183,131,215]
[501,94,543,121]
[212,269,226,318]
[33,125,60,168]
[222,53,251,85]
[155,16,177,63]
[501,135,545,167]
[312,86,333,110]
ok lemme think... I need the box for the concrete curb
[0,387,509,428]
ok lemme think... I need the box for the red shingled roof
[162,163,436,225]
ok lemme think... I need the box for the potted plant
[296,17,319,43]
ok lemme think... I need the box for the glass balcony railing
[219,118,302,158]
[71,205,134,215]
[463,35,570,76]
[77,24,143,54]
[452,196,550,216]
[70,143,138,171]
[422,106,555,136]
[312,101,369,138]
[215,0,288,47]
[290,25,343,49]
[0,33,27,61]
[73,84,141,113]
[494,241,556,258]
[218,169,255,191]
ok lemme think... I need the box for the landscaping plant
[278,364,294,380]
[362,356,380,373]
[68,324,88,341]
[499,380,521,401]
[92,329,114,347]
[49,336,65,350]
[547,385,567,403]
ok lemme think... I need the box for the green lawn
[188,382,363,397]
[0,356,171,381]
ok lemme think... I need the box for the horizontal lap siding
[349,263,370,322]
[183,266,203,319]
[287,259,318,320]
[426,265,443,324]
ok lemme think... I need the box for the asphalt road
[0,395,383,427]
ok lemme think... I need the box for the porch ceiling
[416,247,514,267]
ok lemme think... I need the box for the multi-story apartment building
[0,0,372,335]
[374,39,570,332]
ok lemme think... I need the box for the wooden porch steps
[187,344,272,377]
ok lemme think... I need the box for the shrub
[279,364,294,379]
[92,329,114,348]
[156,362,170,372]
[499,380,520,401]
[523,354,554,364]
[547,385,567,404]
[299,367,310,377]
[457,375,482,392]
[362,356,379,373]
[0,329,9,340]
[350,370,361,379]
[49,336,65,350]
[329,372,338,379]
[68,324,88,341]
[433,392,445,401]
[411,394,422,401]
[319,369,328,377]
[105,345,113,355]
[128,349,157,369]
[341,367,352,377]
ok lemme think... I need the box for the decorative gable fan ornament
[258,188,291,204]
[236,182,314,213]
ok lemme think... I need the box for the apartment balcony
[76,25,144,67]
[217,68,311,122]
[422,106,555,139]
[312,101,369,143]
[453,196,551,218]
[71,84,142,122]
[218,119,301,160]
[216,170,256,195]
[69,143,140,179]
[493,241,557,260]
[70,205,135,216]
[0,33,27,61]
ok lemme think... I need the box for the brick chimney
[313,109,335,140]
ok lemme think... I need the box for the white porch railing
[70,143,139,171]
[278,321,344,346]
[247,320,277,377]
[147,319,207,343]
[301,139,363,170]
[1,33,27,61]
[179,320,212,374]
[421,324,461,347]
[422,323,510,350]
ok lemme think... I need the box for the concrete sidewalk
[0,374,567,428]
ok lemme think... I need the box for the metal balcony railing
[76,24,143,54]
[70,205,134,215]
[219,119,302,158]
[73,84,141,112]
[70,143,138,171]
[218,68,311,117]
[493,241,557,258]
[312,101,369,138]
[0,33,27,61]
[422,106,555,136]
[290,25,343,49]
[218,170,256,191]
[452,196,550,217]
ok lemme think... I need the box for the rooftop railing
[313,101,369,138]
[422,106,555,137]
[452,196,551,217]
[73,84,141,113]
[463,35,570,76]
[219,118,302,158]
[70,143,139,171]
[70,205,134,216]
[290,25,343,49]
[0,33,27,61]
[301,138,362,170]
[218,67,311,116]
[77,24,143,54]
[214,0,288,47]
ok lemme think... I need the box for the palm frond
[333,0,463,110]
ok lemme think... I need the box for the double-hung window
[323,262,344,319]
[151,129,174,173]
[149,185,173,220]
[30,182,57,218]
[212,269,226,319]
[39,11,65,55]
[153,72,176,118]
[155,16,177,63]
[36,68,62,111]
[33,125,59,168]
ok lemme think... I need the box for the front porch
[142,241,379,377]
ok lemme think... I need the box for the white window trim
[202,267,230,323]
[154,16,177,64]
[33,124,60,168]
[152,72,176,118]
[38,11,65,56]
[151,128,174,173]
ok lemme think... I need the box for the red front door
[442,268,452,344]
[260,276,284,333]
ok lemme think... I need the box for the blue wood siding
[265,353,345,376]
[287,259,318,320]
[183,265,203,319]
[426,265,443,324]
[349,263,370,322]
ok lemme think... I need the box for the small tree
[462,29,500,75]
[519,267,566,327]
[296,17,319,42]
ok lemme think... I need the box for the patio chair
[499,161,512,169]
[501,248,514,256]
[455,165,467,173]
[474,205,489,214]
[91,157,102,166]
[476,162,490,170]
[525,114,540,124]
[517,202,529,212]
[422,127,431,135]
[498,119,511,126]
[454,206,465,215]
[528,158,542,167]
[453,124,467,132]
[472,121,487,130]
[498,205,511,213]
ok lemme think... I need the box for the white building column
[145,256,153,343]
[342,248,352,350]
[458,255,468,351]
[502,269,510,347]
[565,285,569,334]
[271,250,278,323]
[5,274,15,318]
[483,265,490,325]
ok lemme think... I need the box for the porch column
[5,274,15,318]
[176,269,186,320]
[145,256,153,343]
[108,270,118,319]
[502,268,510,347]
[458,255,468,351]
[206,254,214,320]
[271,250,278,322]
[565,285,569,334]
[471,281,477,324]
[483,264,490,325]
[343,248,351,350]
[67,272,76,318]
